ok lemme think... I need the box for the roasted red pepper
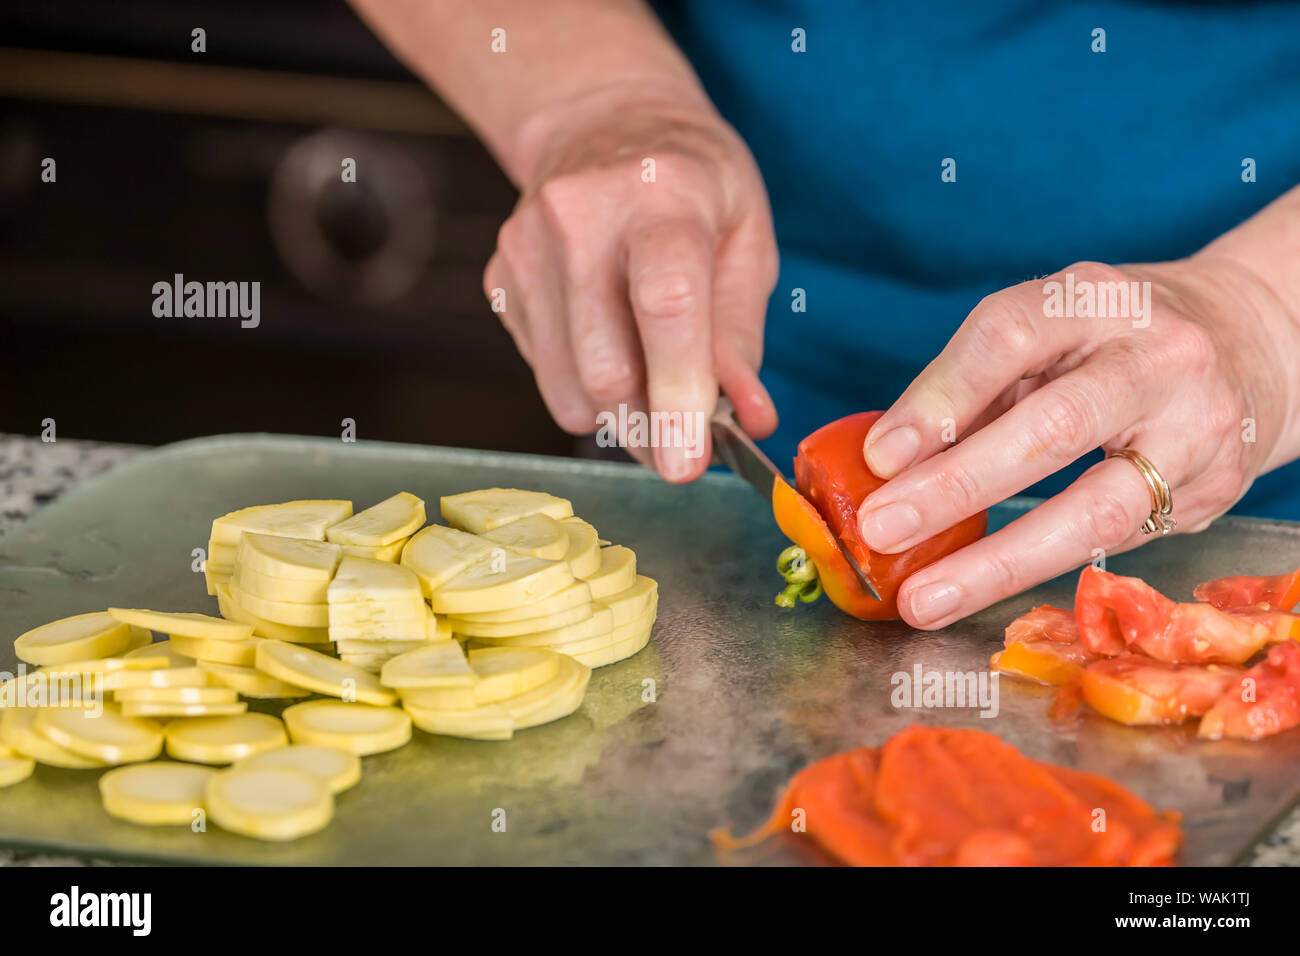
[772,412,987,620]
[712,725,1182,866]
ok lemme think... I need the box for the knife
[709,399,881,601]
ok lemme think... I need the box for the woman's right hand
[484,89,780,481]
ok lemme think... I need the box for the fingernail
[909,582,963,627]
[864,425,920,477]
[655,442,694,483]
[858,501,921,551]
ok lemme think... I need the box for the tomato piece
[1005,604,1079,645]
[992,605,1096,685]
[1075,567,1283,664]
[775,411,987,620]
[1193,566,1300,612]
[1074,566,1173,656]
[1079,655,1244,726]
[1132,602,1289,664]
[1199,642,1300,741]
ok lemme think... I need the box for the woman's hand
[484,90,779,480]
[856,254,1300,629]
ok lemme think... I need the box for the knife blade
[709,399,881,601]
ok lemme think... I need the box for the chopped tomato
[992,605,1097,685]
[1079,655,1244,726]
[1199,642,1300,741]
[774,411,987,620]
[1193,566,1300,612]
[1131,602,1294,664]
[1075,566,1283,664]
[1074,566,1173,656]
[714,726,1182,866]
[1005,604,1079,645]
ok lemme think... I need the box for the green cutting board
[1,434,1298,865]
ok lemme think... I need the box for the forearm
[348,0,712,185]
[1192,183,1300,471]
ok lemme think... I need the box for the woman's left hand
[855,254,1300,629]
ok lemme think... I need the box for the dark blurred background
[0,0,581,455]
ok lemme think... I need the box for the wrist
[1181,251,1300,474]
[508,79,724,187]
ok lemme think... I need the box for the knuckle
[1161,320,1217,373]
[1198,462,1245,510]
[1031,382,1101,452]
[536,175,586,222]
[1064,260,1128,286]
[495,215,528,264]
[980,547,1024,595]
[929,464,984,518]
[967,297,1038,358]
[1080,490,1135,549]
[578,353,638,403]
[1205,386,1245,438]
[633,269,700,323]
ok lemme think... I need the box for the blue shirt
[652,1,1300,518]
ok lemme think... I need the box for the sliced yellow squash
[210,499,353,547]
[234,565,330,604]
[400,524,498,596]
[451,580,593,624]
[481,513,570,560]
[580,545,638,597]
[559,518,602,578]
[281,700,412,755]
[402,700,514,740]
[99,762,215,825]
[108,608,254,642]
[205,765,333,841]
[234,745,360,794]
[168,634,260,667]
[428,552,574,615]
[379,639,477,689]
[448,602,594,639]
[0,754,36,787]
[595,575,658,625]
[465,646,562,703]
[255,640,396,706]
[119,700,248,719]
[214,579,331,644]
[164,712,288,764]
[35,705,164,764]
[114,685,238,705]
[473,606,615,648]
[1,708,106,768]
[14,612,134,666]
[236,532,341,582]
[440,488,573,534]
[339,538,407,562]
[226,580,329,628]
[197,661,312,699]
[325,492,425,547]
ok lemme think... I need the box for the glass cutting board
[1,434,1298,865]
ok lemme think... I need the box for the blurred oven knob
[268,129,435,306]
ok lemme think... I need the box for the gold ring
[1107,448,1177,535]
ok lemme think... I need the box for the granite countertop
[1,432,1297,867]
